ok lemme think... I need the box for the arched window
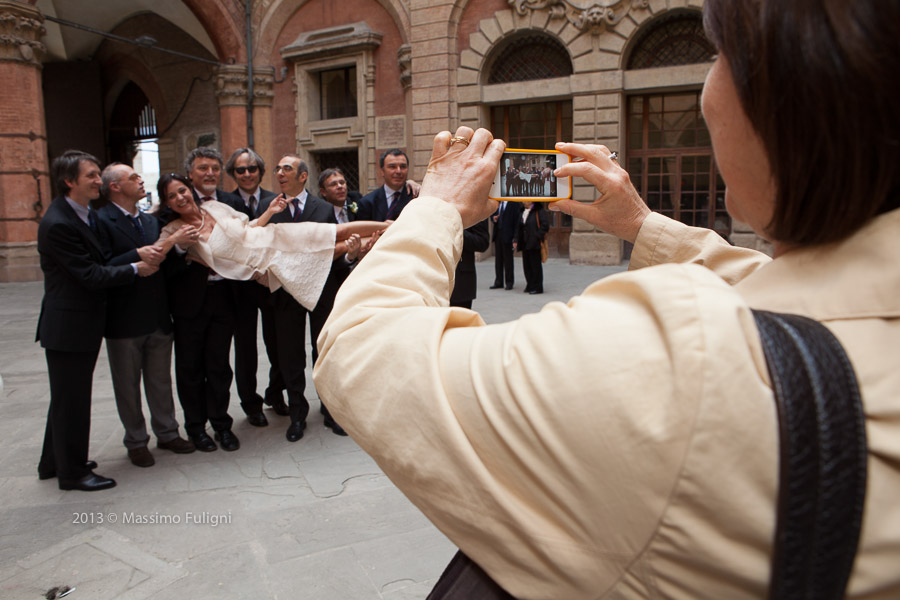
[487,33,573,84]
[627,11,714,70]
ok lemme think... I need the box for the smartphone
[489,149,571,202]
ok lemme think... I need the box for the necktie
[249,195,258,216]
[87,209,98,233]
[201,196,212,204]
[129,215,146,244]
[292,198,302,222]
[339,207,348,224]
[387,191,401,220]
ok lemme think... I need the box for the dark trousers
[493,240,515,287]
[38,348,99,480]
[233,281,284,414]
[173,282,235,437]
[272,290,309,423]
[522,249,543,293]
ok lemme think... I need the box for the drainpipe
[246,0,255,148]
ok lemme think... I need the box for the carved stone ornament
[397,44,411,89]
[509,0,649,35]
[0,1,46,66]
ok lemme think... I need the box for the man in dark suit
[36,150,156,491]
[260,154,335,442]
[96,163,195,469]
[310,167,365,436]
[167,147,244,452]
[490,201,523,290]
[357,149,414,222]
[450,219,491,309]
[224,147,287,427]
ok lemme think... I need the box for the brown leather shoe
[157,436,197,454]
[128,447,155,468]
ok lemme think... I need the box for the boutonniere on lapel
[347,201,358,214]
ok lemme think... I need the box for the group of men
[35,145,430,492]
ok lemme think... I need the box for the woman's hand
[268,195,288,214]
[551,142,651,243]
[169,224,199,248]
[421,126,505,228]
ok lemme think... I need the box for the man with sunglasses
[224,148,288,428]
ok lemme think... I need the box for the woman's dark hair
[704,0,900,245]
[155,172,193,224]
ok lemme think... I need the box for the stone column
[214,64,276,191]
[409,0,456,175]
[0,0,47,282]
[250,68,274,191]
[214,64,249,167]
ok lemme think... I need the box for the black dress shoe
[529,289,543,295]
[190,432,218,452]
[246,411,268,427]
[39,460,98,481]
[214,430,240,451]
[323,415,349,437]
[489,283,503,289]
[285,420,306,442]
[58,472,116,492]
[265,398,290,416]
[505,284,514,290]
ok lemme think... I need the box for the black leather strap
[753,310,867,600]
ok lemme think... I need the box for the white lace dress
[160,200,336,311]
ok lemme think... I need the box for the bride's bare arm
[336,220,388,241]
[254,195,288,228]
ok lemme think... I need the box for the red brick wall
[268,0,406,160]
[457,0,507,52]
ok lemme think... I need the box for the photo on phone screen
[489,149,571,201]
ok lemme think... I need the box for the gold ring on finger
[450,136,471,147]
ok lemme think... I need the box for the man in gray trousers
[96,163,195,467]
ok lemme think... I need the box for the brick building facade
[0,0,768,282]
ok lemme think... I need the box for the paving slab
[0,257,624,599]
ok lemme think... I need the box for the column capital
[0,0,46,66]
[214,64,275,108]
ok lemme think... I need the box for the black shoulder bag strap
[428,310,867,600]
[753,310,867,600]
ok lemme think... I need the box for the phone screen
[489,149,571,201]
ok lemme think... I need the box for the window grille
[487,34,573,84]
[313,149,360,194]
[627,12,715,70]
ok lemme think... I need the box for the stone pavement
[0,257,625,600]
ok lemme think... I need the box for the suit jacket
[514,204,550,251]
[357,186,412,222]
[450,218,490,305]
[231,187,277,219]
[95,203,173,338]
[194,188,249,217]
[493,201,523,244]
[35,197,135,353]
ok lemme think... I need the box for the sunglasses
[234,165,259,175]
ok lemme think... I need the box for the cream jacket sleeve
[314,198,779,599]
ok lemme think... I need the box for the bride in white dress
[156,173,386,310]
